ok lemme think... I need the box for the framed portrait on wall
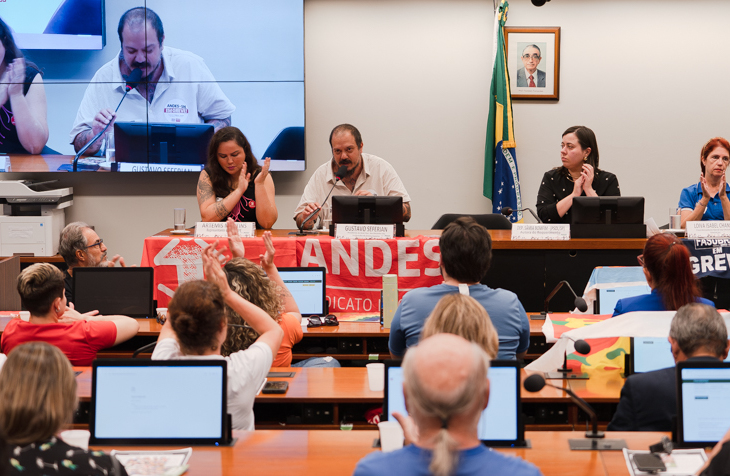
[505,27,560,100]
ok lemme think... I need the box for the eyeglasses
[522,54,540,60]
[307,315,339,328]
[637,254,645,267]
[84,239,104,250]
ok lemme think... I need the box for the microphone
[297,164,349,234]
[501,206,542,223]
[545,337,591,380]
[539,280,588,317]
[524,374,627,450]
[72,69,144,171]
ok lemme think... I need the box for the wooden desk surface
[9,154,74,172]
[151,228,646,250]
[90,430,669,476]
[567,370,625,403]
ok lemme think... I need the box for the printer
[0,180,73,257]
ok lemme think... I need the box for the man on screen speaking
[69,7,235,155]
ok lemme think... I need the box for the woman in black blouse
[536,126,620,223]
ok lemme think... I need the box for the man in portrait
[515,44,546,88]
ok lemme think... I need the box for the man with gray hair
[608,303,730,431]
[353,334,541,476]
[58,222,128,303]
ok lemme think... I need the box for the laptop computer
[73,267,154,318]
[628,338,730,376]
[383,360,527,447]
[277,267,327,317]
[676,360,730,448]
[595,284,651,314]
[89,359,232,446]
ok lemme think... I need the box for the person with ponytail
[613,233,713,316]
[353,334,541,476]
[151,244,283,431]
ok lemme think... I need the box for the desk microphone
[501,206,542,223]
[297,164,348,235]
[72,69,143,171]
[524,374,627,451]
[532,280,588,321]
[545,337,591,380]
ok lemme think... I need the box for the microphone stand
[296,165,348,236]
[545,337,590,380]
[531,280,587,321]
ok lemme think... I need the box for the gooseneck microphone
[544,280,588,314]
[72,69,144,172]
[524,373,627,451]
[297,164,349,235]
[501,206,542,223]
[545,337,591,380]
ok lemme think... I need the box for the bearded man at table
[388,217,530,360]
[608,303,729,432]
[293,124,411,229]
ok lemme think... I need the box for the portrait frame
[505,27,560,100]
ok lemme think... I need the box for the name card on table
[335,224,395,240]
[195,222,255,238]
[686,221,730,238]
[117,163,203,172]
[511,224,570,241]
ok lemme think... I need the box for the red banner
[141,235,442,311]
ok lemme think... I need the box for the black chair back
[431,213,512,230]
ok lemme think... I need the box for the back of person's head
[643,233,702,310]
[221,258,282,356]
[17,263,64,316]
[402,334,490,476]
[421,294,499,359]
[168,280,226,355]
[118,7,164,45]
[0,342,77,445]
[439,217,492,283]
[59,221,92,266]
[670,303,728,358]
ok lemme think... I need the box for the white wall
[8,0,730,264]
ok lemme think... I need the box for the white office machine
[0,180,73,257]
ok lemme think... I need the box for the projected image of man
[70,7,235,155]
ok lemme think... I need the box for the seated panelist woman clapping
[197,127,278,228]
[679,137,730,229]
[536,125,620,224]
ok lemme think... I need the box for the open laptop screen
[596,284,651,315]
[277,267,326,316]
[73,267,154,318]
[383,360,524,447]
[677,362,730,447]
[90,360,228,445]
[631,338,730,374]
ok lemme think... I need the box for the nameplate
[195,222,255,238]
[511,224,570,241]
[335,224,395,240]
[0,156,9,172]
[686,221,730,238]
[117,163,203,172]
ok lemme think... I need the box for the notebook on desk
[89,359,231,446]
[383,360,527,447]
[676,361,730,448]
[277,267,327,317]
[73,267,154,318]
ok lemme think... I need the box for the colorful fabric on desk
[546,313,628,373]
[579,266,648,315]
[336,313,380,323]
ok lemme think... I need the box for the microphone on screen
[501,206,542,223]
[297,165,349,235]
[72,69,145,171]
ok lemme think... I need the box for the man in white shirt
[70,7,235,155]
[293,124,411,229]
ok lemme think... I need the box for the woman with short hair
[0,342,127,475]
[679,137,730,228]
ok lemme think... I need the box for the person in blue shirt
[613,233,713,316]
[353,334,542,476]
[679,137,730,228]
[388,217,530,360]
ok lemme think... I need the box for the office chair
[431,213,512,230]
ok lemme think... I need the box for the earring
[583,156,588,162]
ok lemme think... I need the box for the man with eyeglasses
[58,221,129,303]
[516,44,546,88]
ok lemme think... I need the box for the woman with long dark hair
[196,126,278,228]
[613,233,713,316]
[536,125,620,224]
[0,17,49,154]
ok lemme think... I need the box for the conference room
[2,0,730,474]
